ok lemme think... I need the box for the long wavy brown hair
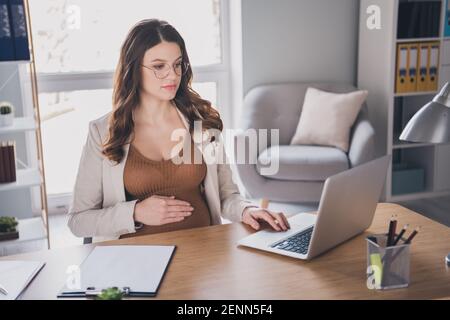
[102,19,223,164]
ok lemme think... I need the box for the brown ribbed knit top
[120,139,211,238]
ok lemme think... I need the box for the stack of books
[0,0,30,62]
[0,141,16,183]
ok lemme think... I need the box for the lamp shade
[399,82,450,143]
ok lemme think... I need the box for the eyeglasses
[141,61,189,79]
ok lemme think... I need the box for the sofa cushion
[257,145,349,181]
[290,87,368,152]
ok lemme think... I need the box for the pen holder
[366,234,410,290]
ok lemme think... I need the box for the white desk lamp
[399,82,450,267]
[400,82,450,143]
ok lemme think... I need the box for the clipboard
[57,245,176,298]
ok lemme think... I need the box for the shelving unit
[0,60,31,66]
[0,117,36,134]
[393,90,438,97]
[358,0,450,202]
[396,37,441,43]
[0,0,49,251]
[0,168,42,192]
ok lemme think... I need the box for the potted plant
[0,102,14,127]
[0,216,19,241]
[95,287,124,300]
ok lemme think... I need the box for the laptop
[238,155,391,260]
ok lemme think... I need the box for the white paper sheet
[0,260,45,300]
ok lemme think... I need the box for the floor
[1,196,449,256]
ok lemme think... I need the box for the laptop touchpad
[288,212,317,226]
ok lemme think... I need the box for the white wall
[241,0,360,95]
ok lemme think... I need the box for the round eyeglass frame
[141,61,190,79]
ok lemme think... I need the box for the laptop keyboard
[271,226,314,255]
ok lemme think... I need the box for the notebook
[0,260,45,300]
[58,245,176,298]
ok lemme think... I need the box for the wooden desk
[1,203,449,299]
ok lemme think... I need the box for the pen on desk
[403,226,420,244]
[392,224,409,246]
[386,215,397,247]
[0,284,8,296]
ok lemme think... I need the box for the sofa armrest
[348,118,376,167]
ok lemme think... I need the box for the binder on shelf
[397,2,412,39]
[407,43,418,92]
[0,142,5,182]
[396,44,409,93]
[427,42,440,92]
[0,141,16,183]
[8,0,30,61]
[8,141,16,181]
[417,43,429,92]
[0,0,15,61]
[1,141,11,182]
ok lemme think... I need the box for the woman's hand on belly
[134,195,194,226]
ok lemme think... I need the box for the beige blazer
[68,107,255,242]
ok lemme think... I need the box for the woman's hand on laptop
[242,207,290,231]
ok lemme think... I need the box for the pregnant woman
[68,19,289,242]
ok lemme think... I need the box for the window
[29,0,223,73]
[26,0,231,208]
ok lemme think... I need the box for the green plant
[0,216,18,233]
[0,102,13,115]
[0,105,12,115]
[95,287,124,300]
